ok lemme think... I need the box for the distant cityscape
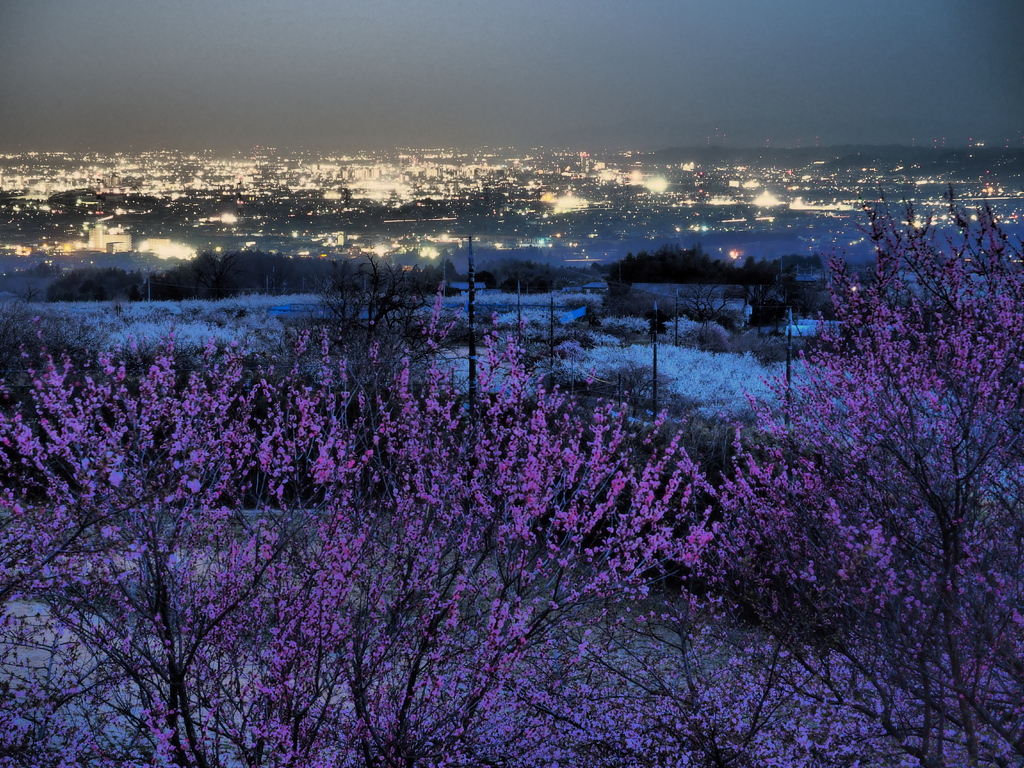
[2,144,1023,283]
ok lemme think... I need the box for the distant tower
[88,221,131,252]
[89,222,106,251]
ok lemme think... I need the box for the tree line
[604,242,824,285]
[36,251,602,303]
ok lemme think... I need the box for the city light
[553,194,588,213]
[0,145,1019,276]
[644,177,669,194]
[140,239,195,260]
[753,190,783,207]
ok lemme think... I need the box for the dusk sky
[1,0,1022,153]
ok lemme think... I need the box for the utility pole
[674,289,679,346]
[652,300,659,417]
[467,236,477,416]
[774,255,786,335]
[549,292,555,360]
[785,306,793,432]
[517,280,522,345]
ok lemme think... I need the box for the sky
[1,0,1022,153]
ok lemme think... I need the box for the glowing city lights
[644,177,669,194]
[552,194,589,213]
[753,190,783,207]
[140,239,195,260]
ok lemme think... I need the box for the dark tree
[318,255,438,350]
[46,267,143,302]
[610,244,725,284]
[189,250,243,299]
[676,283,731,326]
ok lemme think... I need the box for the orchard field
[1,207,1022,767]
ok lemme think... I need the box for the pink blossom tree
[519,589,908,768]
[716,204,1024,767]
[0,332,709,766]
